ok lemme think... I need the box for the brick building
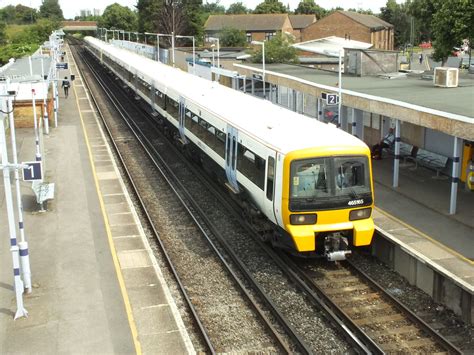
[204,14,314,44]
[301,11,394,50]
[289,15,316,42]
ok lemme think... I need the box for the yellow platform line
[70,49,142,354]
[375,206,474,265]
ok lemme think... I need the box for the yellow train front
[276,145,375,261]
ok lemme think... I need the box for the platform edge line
[375,207,474,265]
[70,48,142,355]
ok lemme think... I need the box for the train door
[262,154,278,223]
[178,96,187,143]
[225,125,240,193]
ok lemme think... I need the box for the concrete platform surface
[0,44,193,354]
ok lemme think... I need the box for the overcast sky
[1,0,405,19]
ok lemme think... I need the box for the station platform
[371,156,473,324]
[0,45,193,353]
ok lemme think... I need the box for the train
[84,36,375,261]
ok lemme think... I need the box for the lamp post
[0,89,28,319]
[208,37,220,80]
[211,45,215,68]
[337,49,342,128]
[176,35,195,74]
[251,40,265,99]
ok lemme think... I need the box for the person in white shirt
[372,128,395,160]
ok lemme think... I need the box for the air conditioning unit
[434,67,459,87]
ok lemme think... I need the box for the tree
[202,1,225,14]
[15,5,37,23]
[99,3,137,31]
[220,27,246,46]
[226,2,249,14]
[431,0,474,63]
[380,0,410,48]
[136,0,161,33]
[0,5,17,23]
[251,34,298,63]
[39,0,63,20]
[408,0,441,42]
[294,0,325,18]
[0,21,7,45]
[253,0,287,14]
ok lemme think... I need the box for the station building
[0,54,54,129]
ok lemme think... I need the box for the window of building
[246,33,252,43]
[265,32,276,41]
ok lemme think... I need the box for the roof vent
[434,67,458,88]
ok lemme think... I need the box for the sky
[0,0,406,19]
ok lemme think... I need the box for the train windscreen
[289,156,372,211]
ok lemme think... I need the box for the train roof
[84,36,368,154]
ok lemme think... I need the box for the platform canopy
[292,36,372,57]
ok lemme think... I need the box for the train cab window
[334,158,370,193]
[289,157,372,211]
[266,157,275,200]
[291,159,330,199]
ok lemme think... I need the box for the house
[301,11,394,50]
[204,14,314,44]
[289,15,316,42]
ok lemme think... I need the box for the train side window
[232,137,237,170]
[215,130,225,158]
[237,144,265,190]
[266,156,275,201]
[226,134,231,165]
[167,98,178,118]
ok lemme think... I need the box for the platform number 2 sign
[326,94,339,105]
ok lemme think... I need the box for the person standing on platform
[62,76,70,99]
[419,53,423,64]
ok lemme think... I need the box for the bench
[386,141,416,160]
[406,148,449,178]
[32,181,55,212]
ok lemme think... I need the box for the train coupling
[324,234,351,261]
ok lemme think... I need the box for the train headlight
[290,214,317,225]
[349,208,372,221]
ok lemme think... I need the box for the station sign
[22,161,43,182]
[321,92,339,106]
[56,62,68,70]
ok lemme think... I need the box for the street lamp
[251,40,265,99]
[176,34,195,74]
[208,37,220,80]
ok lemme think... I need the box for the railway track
[283,256,462,354]
[70,40,301,353]
[70,39,462,354]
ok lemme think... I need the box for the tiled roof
[339,11,393,29]
[205,14,288,31]
[289,15,316,29]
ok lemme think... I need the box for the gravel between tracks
[78,47,353,353]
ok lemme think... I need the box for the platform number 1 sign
[22,162,43,182]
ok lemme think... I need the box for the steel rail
[70,42,216,355]
[72,41,298,354]
[347,254,462,354]
[79,41,372,354]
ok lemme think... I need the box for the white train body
[84,36,375,258]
